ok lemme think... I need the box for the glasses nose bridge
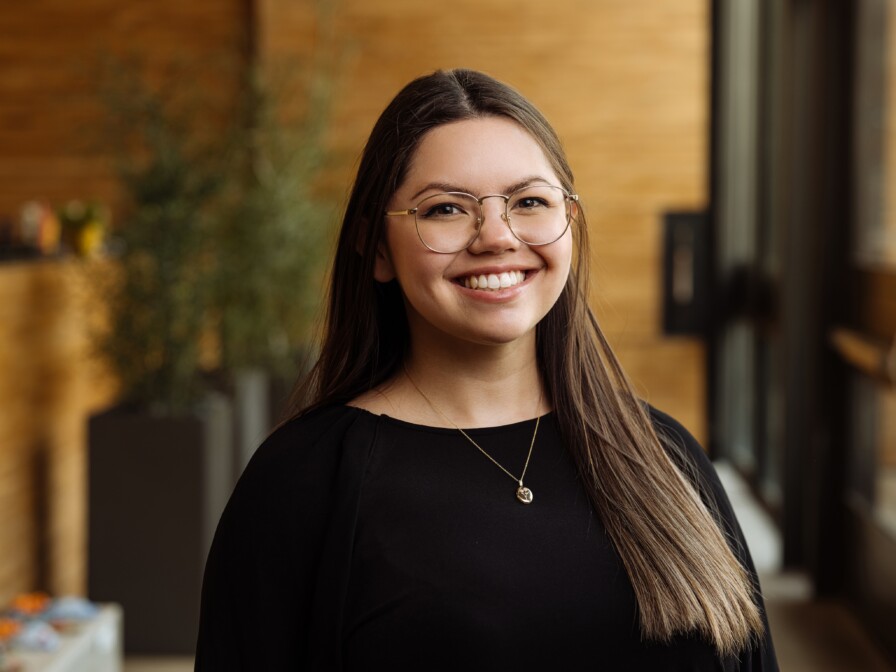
[475,193,511,224]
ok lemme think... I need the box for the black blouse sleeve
[649,406,780,671]
[194,406,362,671]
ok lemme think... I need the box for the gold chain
[403,364,540,504]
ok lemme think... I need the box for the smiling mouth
[457,270,527,291]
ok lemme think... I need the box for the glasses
[385,184,578,254]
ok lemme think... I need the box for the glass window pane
[849,373,896,536]
[854,0,896,267]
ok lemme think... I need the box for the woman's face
[376,116,574,352]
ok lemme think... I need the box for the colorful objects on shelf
[19,202,61,255]
[0,199,109,261]
[0,593,101,655]
[0,619,21,643]
[8,592,50,618]
[58,200,109,258]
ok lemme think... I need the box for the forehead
[399,117,558,194]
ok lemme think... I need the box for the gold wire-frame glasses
[384,184,578,254]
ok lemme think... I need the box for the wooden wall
[0,0,247,604]
[0,262,116,604]
[0,0,708,604]
[0,0,249,215]
[260,0,710,434]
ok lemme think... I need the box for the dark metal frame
[707,0,854,582]
[709,0,896,660]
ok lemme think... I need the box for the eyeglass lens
[414,185,571,253]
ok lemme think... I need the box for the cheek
[376,226,415,283]
[385,234,450,292]
[549,234,574,277]
[544,239,574,304]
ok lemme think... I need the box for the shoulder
[645,405,716,484]
[645,404,749,552]
[197,404,374,667]
[246,405,369,473]
[645,405,733,522]
[264,403,368,452]
[206,403,378,572]
[225,404,376,518]
[646,405,705,459]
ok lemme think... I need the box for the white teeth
[461,270,527,291]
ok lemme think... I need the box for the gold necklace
[403,365,540,504]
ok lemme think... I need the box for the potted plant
[209,68,333,474]
[87,65,236,654]
[87,60,335,654]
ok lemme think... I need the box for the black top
[195,405,778,671]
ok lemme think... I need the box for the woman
[196,69,778,670]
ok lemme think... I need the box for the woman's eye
[515,197,548,210]
[422,202,467,218]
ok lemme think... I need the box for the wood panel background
[0,0,708,603]
[0,262,116,604]
[0,0,249,215]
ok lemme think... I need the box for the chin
[451,325,536,347]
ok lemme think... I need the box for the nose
[467,195,519,253]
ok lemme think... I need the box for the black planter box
[88,392,233,654]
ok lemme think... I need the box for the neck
[348,309,551,426]
[396,334,546,428]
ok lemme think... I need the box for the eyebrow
[409,175,554,201]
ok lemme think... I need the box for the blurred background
[1,0,895,670]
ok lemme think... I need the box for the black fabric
[195,405,778,671]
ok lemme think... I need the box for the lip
[451,267,541,301]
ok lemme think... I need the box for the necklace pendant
[516,485,533,504]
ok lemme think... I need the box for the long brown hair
[288,69,763,655]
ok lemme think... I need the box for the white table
[11,604,122,672]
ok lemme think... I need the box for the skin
[351,116,575,428]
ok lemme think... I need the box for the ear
[373,239,396,282]
[569,197,580,222]
[356,215,396,282]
